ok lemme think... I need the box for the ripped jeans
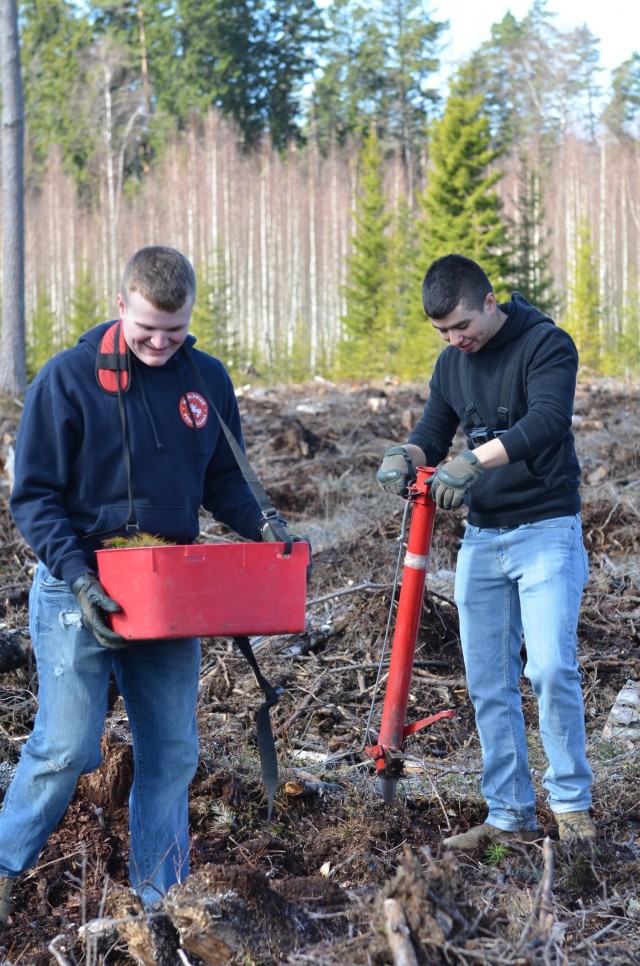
[0,562,201,904]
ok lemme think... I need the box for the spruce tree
[508,161,556,315]
[190,256,237,374]
[27,290,58,379]
[311,0,445,160]
[417,86,510,293]
[65,266,105,348]
[606,291,640,378]
[20,0,95,188]
[381,198,440,380]
[603,53,640,140]
[564,219,601,373]
[336,126,390,380]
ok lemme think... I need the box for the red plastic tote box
[96,541,309,640]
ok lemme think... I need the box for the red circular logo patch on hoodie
[180,392,209,429]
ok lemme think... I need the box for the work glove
[430,451,484,510]
[376,446,417,497]
[259,516,313,580]
[71,574,128,650]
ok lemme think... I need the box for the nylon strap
[182,348,290,821]
[233,635,282,825]
[461,327,532,434]
[180,349,292,553]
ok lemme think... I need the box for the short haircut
[422,254,492,319]
[122,246,197,313]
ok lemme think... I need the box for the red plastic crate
[96,542,309,640]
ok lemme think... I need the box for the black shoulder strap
[495,338,522,430]
[181,347,292,826]
[233,634,282,826]
[180,348,291,551]
[461,329,532,432]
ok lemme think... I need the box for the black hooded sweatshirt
[408,293,582,528]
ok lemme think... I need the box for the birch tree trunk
[0,0,27,396]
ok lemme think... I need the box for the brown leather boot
[0,876,12,929]
[555,811,596,842]
[443,822,540,850]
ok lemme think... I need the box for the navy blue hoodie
[10,323,265,586]
[408,293,582,527]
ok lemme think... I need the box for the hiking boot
[555,811,597,842]
[0,876,12,929]
[443,822,540,850]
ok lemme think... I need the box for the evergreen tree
[459,1,603,154]
[311,0,444,160]
[19,0,95,188]
[261,0,327,149]
[87,0,175,169]
[336,126,391,379]
[563,219,601,373]
[271,312,327,382]
[21,1,149,199]
[167,0,267,144]
[311,0,384,146]
[381,198,440,379]
[606,290,640,378]
[507,161,556,314]
[190,255,238,373]
[129,0,326,149]
[603,53,640,140]
[417,86,510,290]
[65,266,105,348]
[27,290,58,379]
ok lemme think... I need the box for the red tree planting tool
[365,467,456,803]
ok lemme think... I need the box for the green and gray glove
[259,515,313,579]
[376,446,417,497]
[71,574,127,650]
[430,451,484,510]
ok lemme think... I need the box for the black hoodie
[408,293,582,527]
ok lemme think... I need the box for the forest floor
[0,377,639,965]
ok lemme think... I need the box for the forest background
[1,0,640,390]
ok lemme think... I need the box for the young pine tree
[65,266,105,348]
[27,289,58,379]
[337,125,391,380]
[606,294,640,378]
[417,86,511,293]
[190,255,238,375]
[381,197,441,380]
[563,219,602,373]
[508,161,556,315]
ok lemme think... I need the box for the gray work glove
[259,516,313,580]
[430,451,484,510]
[376,446,417,497]
[71,574,128,650]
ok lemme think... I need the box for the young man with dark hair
[377,253,595,849]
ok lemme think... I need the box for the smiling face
[118,289,194,366]
[430,292,507,354]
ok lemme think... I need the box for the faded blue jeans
[454,514,592,831]
[0,562,200,904]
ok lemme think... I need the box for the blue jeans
[454,514,592,831]
[0,563,201,904]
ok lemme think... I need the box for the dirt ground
[0,377,639,965]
